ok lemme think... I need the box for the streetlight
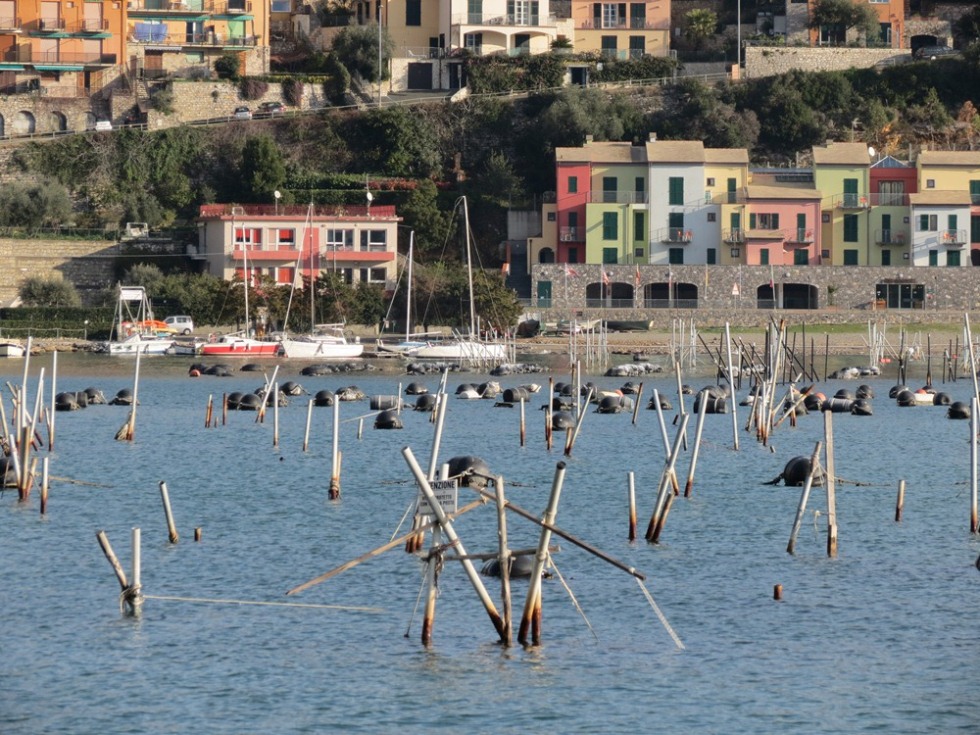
[273,190,281,216]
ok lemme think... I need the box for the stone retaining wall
[744,46,908,79]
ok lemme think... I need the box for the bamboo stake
[972,397,978,534]
[650,493,673,544]
[40,456,49,515]
[48,350,56,451]
[519,461,567,646]
[495,475,513,646]
[824,411,838,558]
[674,361,687,449]
[129,349,141,440]
[652,390,679,495]
[724,323,739,451]
[684,396,707,497]
[329,395,341,499]
[255,366,279,424]
[628,471,636,541]
[421,512,442,645]
[194,527,202,542]
[631,382,643,425]
[96,529,129,591]
[273,382,279,448]
[564,387,593,456]
[205,394,213,429]
[403,447,505,641]
[786,441,823,555]
[646,415,690,541]
[519,396,526,447]
[222,392,228,425]
[968,314,980,405]
[159,480,179,543]
[546,377,553,450]
[303,399,313,452]
[895,479,905,523]
[131,527,143,617]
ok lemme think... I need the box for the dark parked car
[913,45,959,60]
[256,101,285,116]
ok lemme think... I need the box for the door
[406,63,433,90]
[881,213,891,242]
[843,178,858,207]
[536,280,552,307]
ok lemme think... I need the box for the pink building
[741,185,822,266]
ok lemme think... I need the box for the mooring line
[143,594,384,613]
[635,578,686,650]
[549,556,598,643]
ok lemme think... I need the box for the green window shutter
[668,247,684,264]
[602,212,618,240]
[971,215,980,244]
[568,176,577,193]
[844,249,858,265]
[948,214,958,230]
[772,214,780,230]
[881,249,891,266]
[602,247,618,264]
[970,180,980,204]
[668,212,684,229]
[919,214,929,231]
[929,250,938,266]
[749,213,756,229]
[668,177,683,205]
[843,214,858,242]
[633,212,644,240]
[760,248,769,265]
[706,248,716,264]
[948,249,961,267]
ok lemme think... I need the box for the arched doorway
[538,247,555,263]
[10,111,35,136]
[48,111,68,133]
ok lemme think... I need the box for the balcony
[128,0,252,13]
[396,46,444,59]
[14,50,118,66]
[875,229,905,246]
[73,19,110,33]
[940,229,967,247]
[577,18,667,30]
[587,191,647,204]
[452,13,556,27]
[559,226,582,242]
[659,227,692,244]
[869,192,909,207]
[36,18,66,32]
[0,16,22,33]
[130,28,258,46]
[785,228,814,244]
[745,227,785,240]
[723,228,744,243]
[834,193,869,210]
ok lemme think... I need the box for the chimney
[649,132,657,142]
[585,135,594,144]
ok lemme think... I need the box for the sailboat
[279,204,364,360]
[202,210,282,358]
[411,197,508,362]
[376,232,441,355]
[101,285,175,355]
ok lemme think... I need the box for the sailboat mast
[309,205,316,331]
[462,196,476,338]
[233,206,250,337]
[406,232,413,342]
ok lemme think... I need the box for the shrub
[18,276,82,307]
[239,78,269,100]
[282,78,304,106]
[214,53,240,80]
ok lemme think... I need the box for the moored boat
[0,342,26,358]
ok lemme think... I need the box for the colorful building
[812,142,872,266]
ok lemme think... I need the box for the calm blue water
[2,353,979,734]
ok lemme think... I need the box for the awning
[33,64,85,71]
[0,64,26,70]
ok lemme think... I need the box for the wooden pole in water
[128,349,141,441]
[273,383,280,448]
[725,323,739,451]
[564,387,592,456]
[519,396,526,447]
[824,334,830,383]
[357,417,364,440]
[303,399,313,452]
[159,480,179,543]
[329,398,341,499]
[546,377,554,451]
[518,461,567,646]
[628,471,636,541]
[631,382,643,425]
[895,479,905,523]
[652,389,680,495]
[824,411,838,558]
[966,315,980,404]
[926,335,933,388]
[495,475,513,646]
[972,397,978,534]
[421,497,443,646]
[131,527,143,617]
[40,456,49,516]
[194,527,202,542]
[222,393,228,426]
[674,362,687,449]
[650,492,674,543]
[403,446,505,642]
[646,415,690,541]
[774,584,783,601]
[96,530,129,592]
[684,396,707,497]
[205,394,213,428]
[48,350,56,451]
[786,441,823,555]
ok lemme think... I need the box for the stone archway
[538,247,555,263]
[10,111,35,136]
[48,111,68,132]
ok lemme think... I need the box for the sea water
[1,354,978,734]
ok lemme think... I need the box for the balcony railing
[587,191,647,204]
[130,29,257,46]
[396,46,443,59]
[0,15,21,31]
[658,227,693,244]
[70,19,110,32]
[585,298,636,309]
[642,298,699,309]
[578,18,667,30]
[869,192,909,207]
[559,226,582,242]
[834,193,869,209]
[745,227,785,240]
[452,13,556,26]
[37,18,66,31]
[9,50,118,64]
[940,229,967,247]
[723,228,744,243]
[785,228,813,243]
[130,0,252,12]
[875,228,905,245]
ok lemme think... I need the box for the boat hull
[412,340,507,361]
[0,342,26,358]
[280,339,364,359]
[105,337,175,355]
[201,338,282,357]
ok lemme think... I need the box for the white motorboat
[0,342,26,358]
[280,324,364,359]
[101,286,175,356]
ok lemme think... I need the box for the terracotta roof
[917,151,980,166]
[556,141,645,164]
[705,148,749,164]
[909,191,973,206]
[812,142,871,166]
[644,140,705,163]
[744,185,820,200]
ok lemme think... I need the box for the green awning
[33,63,85,71]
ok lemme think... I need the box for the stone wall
[530,264,980,327]
[159,79,330,126]
[744,46,908,79]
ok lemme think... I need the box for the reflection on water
[1,353,978,734]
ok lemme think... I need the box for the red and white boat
[201,333,282,357]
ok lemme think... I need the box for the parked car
[94,120,113,132]
[233,106,252,120]
[256,101,285,116]
[164,315,195,335]
[913,45,959,60]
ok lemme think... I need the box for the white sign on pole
[416,479,458,517]
[731,283,740,296]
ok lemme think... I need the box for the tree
[343,106,441,178]
[214,53,240,80]
[0,178,72,229]
[684,9,718,51]
[241,135,286,203]
[397,179,451,261]
[18,276,82,307]
[808,0,879,45]
[330,24,392,83]
[953,5,980,46]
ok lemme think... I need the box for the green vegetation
[17,276,82,307]
[808,0,879,45]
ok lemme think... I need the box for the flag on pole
[634,265,641,287]
[769,264,775,290]
[602,270,610,287]
[564,263,579,278]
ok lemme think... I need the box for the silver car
[164,315,194,335]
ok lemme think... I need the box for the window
[326,229,354,250]
[706,248,716,265]
[602,247,618,264]
[508,0,539,25]
[749,213,779,230]
[568,176,578,194]
[881,249,891,266]
[628,36,644,58]
[794,248,808,265]
[879,22,891,45]
[467,0,482,23]
[948,250,961,267]
[601,3,621,28]
[633,211,644,240]
[929,250,938,266]
[275,228,295,248]
[602,212,618,240]
[878,180,905,206]
[668,248,684,265]
[842,178,858,207]
[547,212,556,221]
[706,177,715,187]
[602,176,617,203]
[843,249,858,265]
[568,247,578,263]
[668,177,684,205]
[359,267,387,283]
[340,268,354,284]
[926,179,935,189]
[971,180,980,205]
[464,32,482,50]
[634,247,644,258]
[600,36,617,56]
[360,229,387,251]
[727,178,737,204]
[629,2,645,27]
[760,249,769,265]
[635,177,644,200]
[918,214,937,231]
[843,214,858,242]
[707,212,716,222]
[948,214,958,231]
[406,0,421,25]
[972,215,980,244]
[234,227,261,247]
